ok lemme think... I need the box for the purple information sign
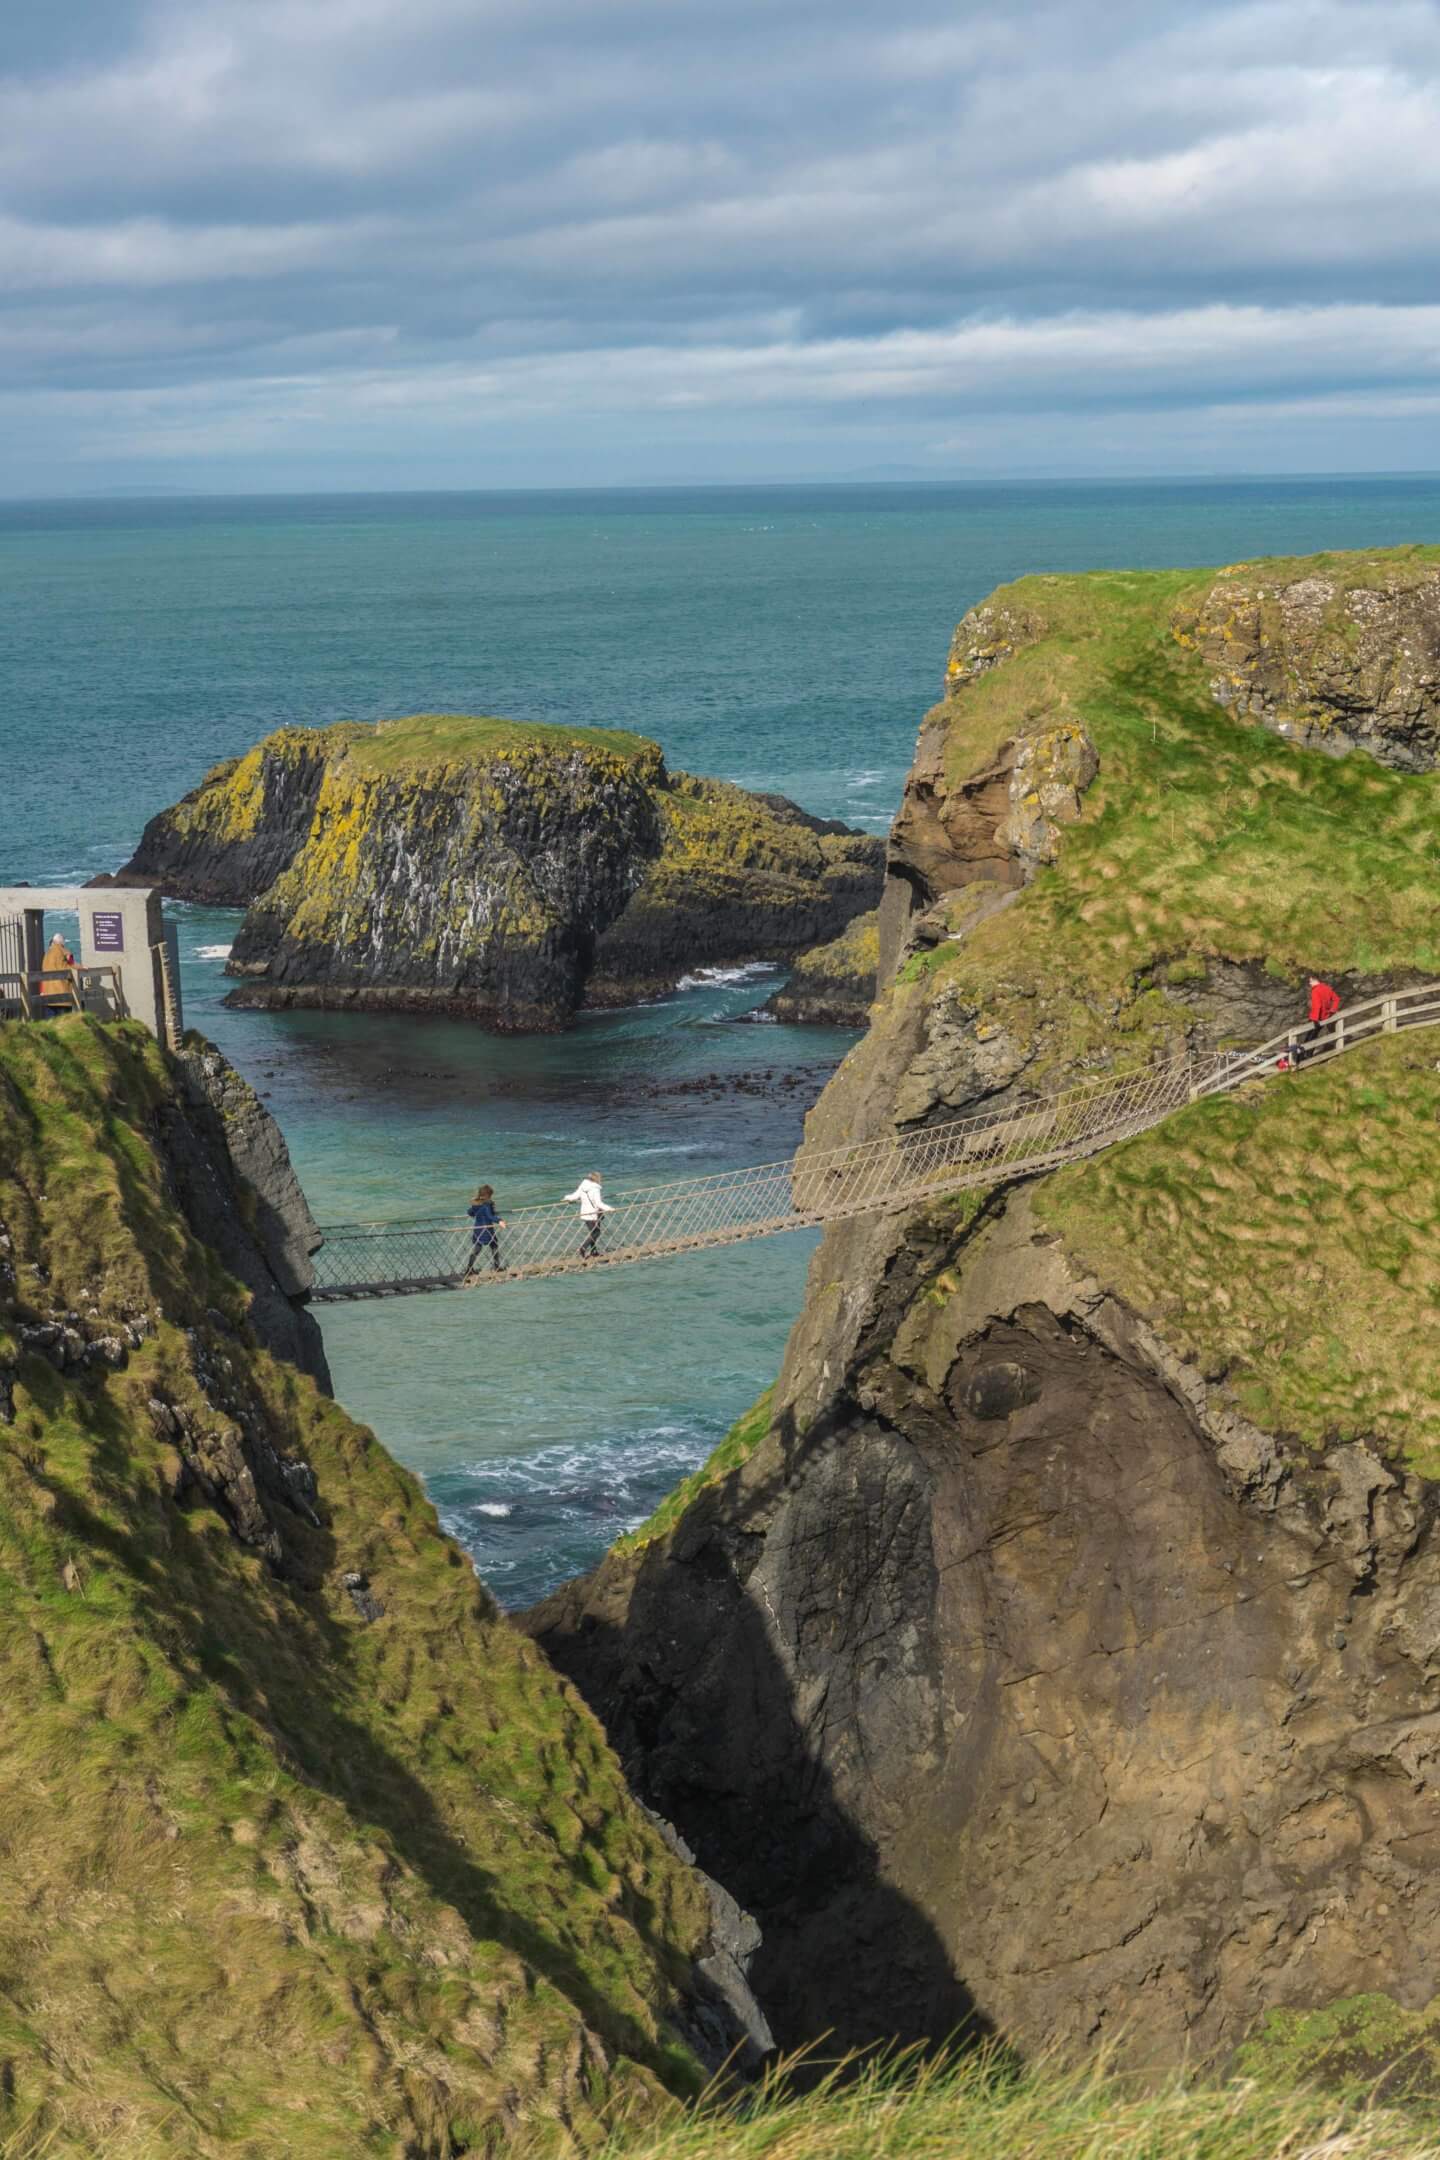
[91,911,124,954]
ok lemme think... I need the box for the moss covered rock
[0,1017,751,2155]
[761,910,879,1026]
[1175,551,1440,771]
[530,548,1440,2081]
[1235,1990,1440,2105]
[114,717,882,1030]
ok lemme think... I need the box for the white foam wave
[452,1423,712,1500]
[675,962,780,991]
[194,943,233,960]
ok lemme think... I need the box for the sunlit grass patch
[586,2042,1440,2160]
[1037,1033,1440,1472]
[907,552,1440,1089]
[616,1388,776,1554]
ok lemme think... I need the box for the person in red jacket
[1296,974,1341,1063]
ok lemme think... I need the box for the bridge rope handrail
[309,984,1440,1299]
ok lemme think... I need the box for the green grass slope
[898,549,1440,1082]
[613,1391,775,1558]
[1038,1031,1440,1475]
[0,1019,708,2158]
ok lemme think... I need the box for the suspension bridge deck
[308,988,1440,1302]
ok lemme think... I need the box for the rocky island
[530,547,1440,2082]
[112,715,883,1030]
[759,906,880,1026]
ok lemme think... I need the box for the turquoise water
[5,479,1440,1602]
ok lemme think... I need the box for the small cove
[179,917,848,1603]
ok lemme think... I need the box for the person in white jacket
[565,1172,614,1258]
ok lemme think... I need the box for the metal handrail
[308,983,1440,1301]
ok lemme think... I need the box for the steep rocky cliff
[0,1016,764,2156]
[529,546,1440,2076]
[114,716,881,1030]
[163,1037,330,1389]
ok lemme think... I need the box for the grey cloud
[2,0,1440,487]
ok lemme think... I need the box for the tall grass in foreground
[7,2053,1439,2157]
[595,2050,1440,2160]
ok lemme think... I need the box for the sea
[4,478,1439,1605]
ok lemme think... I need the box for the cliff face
[115,735,334,906]
[162,1037,330,1389]
[529,547,1440,2074]
[0,1017,761,2155]
[116,717,882,1031]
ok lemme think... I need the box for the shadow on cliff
[529,1394,997,2074]
[32,1365,694,2089]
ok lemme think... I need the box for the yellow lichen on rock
[117,713,884,1028]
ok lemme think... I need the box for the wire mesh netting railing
[307,985,1440,1300]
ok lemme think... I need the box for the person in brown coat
[38,934,77,1014]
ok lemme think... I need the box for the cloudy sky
[3,0,1440,493]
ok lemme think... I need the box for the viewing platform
[0,885,183,1048]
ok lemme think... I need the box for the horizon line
[7,468,1440,508]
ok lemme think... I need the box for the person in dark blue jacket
[463,1185,506,1276]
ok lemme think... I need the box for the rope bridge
[309,986,1440,1301]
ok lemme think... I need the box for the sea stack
[112,714,883,1029]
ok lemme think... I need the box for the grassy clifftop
[894,548,1440,1088]
[345,713,657,774]
[186,715,664,849]
[0,1019,711,2156]
[1038,1030,1440,1475]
